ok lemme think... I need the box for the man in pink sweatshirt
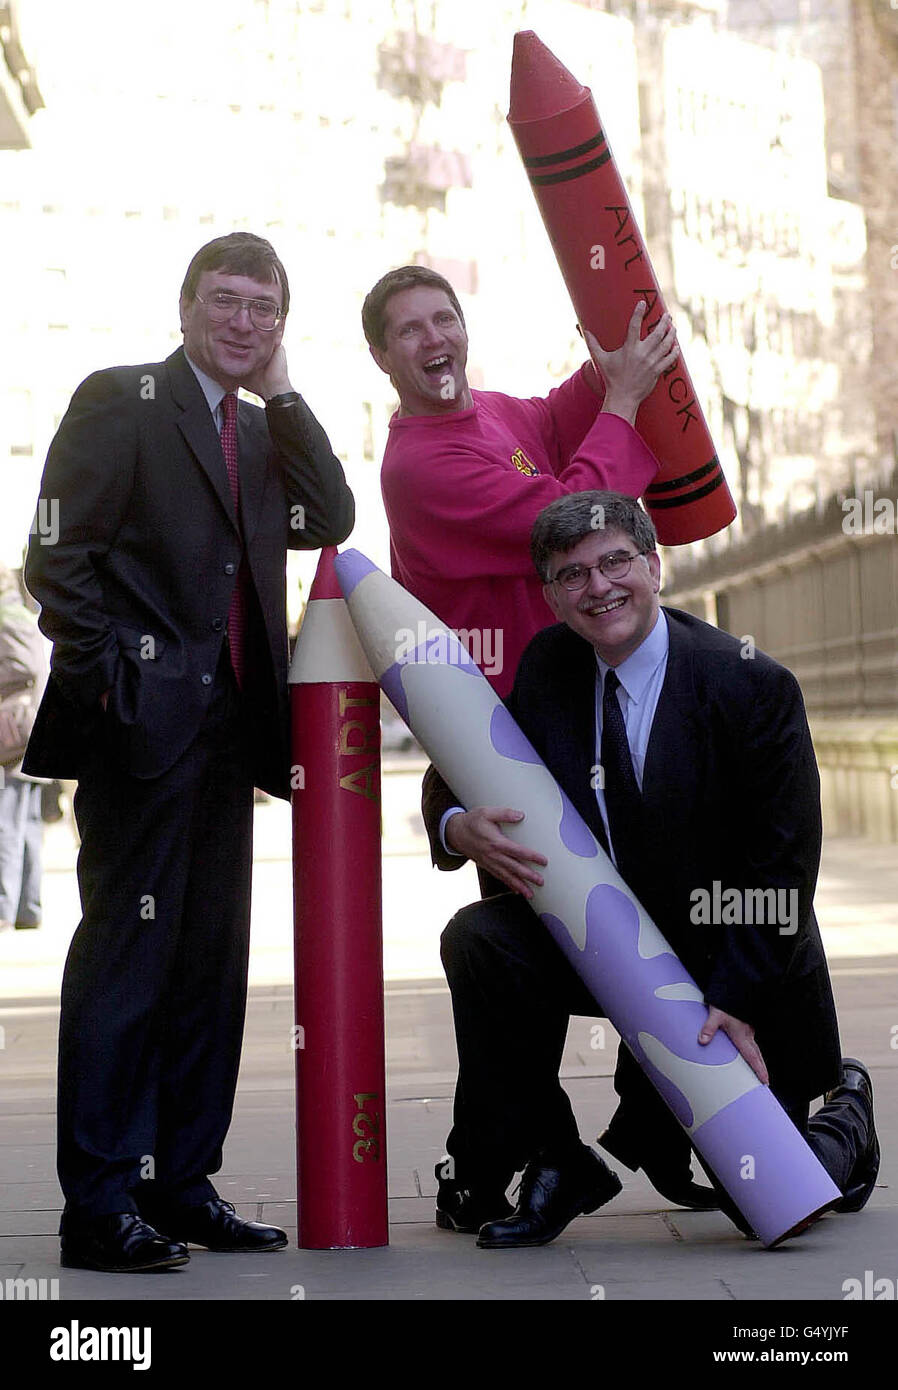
[362,265,719,1216]
[362,264,677,697]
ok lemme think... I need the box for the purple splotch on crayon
[489,705,542,763]
[558,793,598,858]
[489,706,596,857]
[334,549,379,599]
[405,634,481,675]
[378,660,410,725]
[380,634,481,726]
[542,884,737,1129]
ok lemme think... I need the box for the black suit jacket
[23,346,354,799]
[423,608,840,1102]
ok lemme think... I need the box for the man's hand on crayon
[699,1005,770,1085]
[581,301,679,425]
[444,807,547,899]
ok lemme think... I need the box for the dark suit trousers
[58,656,255,1217]
[440,892,601,1186]
[441,892,871,1202]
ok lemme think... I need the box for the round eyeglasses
[195,292,282,331]
[550,550,649,591]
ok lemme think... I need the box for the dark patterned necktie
[220,392,246,688]
[601,668,642,882]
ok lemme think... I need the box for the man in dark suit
[423,490,878,1247]
[24,232,355,1272]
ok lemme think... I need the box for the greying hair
[530,492,657,582]
[180,233,290,316]
[362,265,466,352]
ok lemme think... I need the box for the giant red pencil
[290,546,387,1248]
[508,30,736,545]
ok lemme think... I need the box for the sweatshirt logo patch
[510,447,539,476]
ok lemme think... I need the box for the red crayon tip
[508,30,587,123]
[306,545,343,601]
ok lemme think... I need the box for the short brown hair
[180,233,290,316]
[362,265,465,352]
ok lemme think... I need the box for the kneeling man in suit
[423,491,878,1247]
[24,232,355,1271]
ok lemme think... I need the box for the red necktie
[220,392,246,688]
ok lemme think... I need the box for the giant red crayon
[508,30,736,545]
[290,547,387,1248]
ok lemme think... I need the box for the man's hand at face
[242,335,293,402]
[444,807,548,899]
[698,1005,770,1085]
[582,301,679,425]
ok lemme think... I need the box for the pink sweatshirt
[381,363,660,698]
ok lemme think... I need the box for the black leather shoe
[826,1058,879,1214]
[598,1125,719,1210]
[433,1156,514,1234]
[150,1198,287,1251]
[60,1212,189,1272]
[476,1148,621,1248]
[436,1178,514,1234]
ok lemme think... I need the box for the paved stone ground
[0,771,895,1362]
[2,964,894,1305]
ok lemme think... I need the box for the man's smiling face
[370,286,471,416]
[179,269,284,391]
[542,525,661,666]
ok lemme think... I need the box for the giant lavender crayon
[334,548,840,1247]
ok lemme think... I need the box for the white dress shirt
[185,353,227,427]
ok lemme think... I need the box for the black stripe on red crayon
[645,456,721,494]
[523,132,606,168]
[645,469,726,509]
[529,149,611,186]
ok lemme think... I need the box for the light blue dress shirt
[185,353,227,427]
